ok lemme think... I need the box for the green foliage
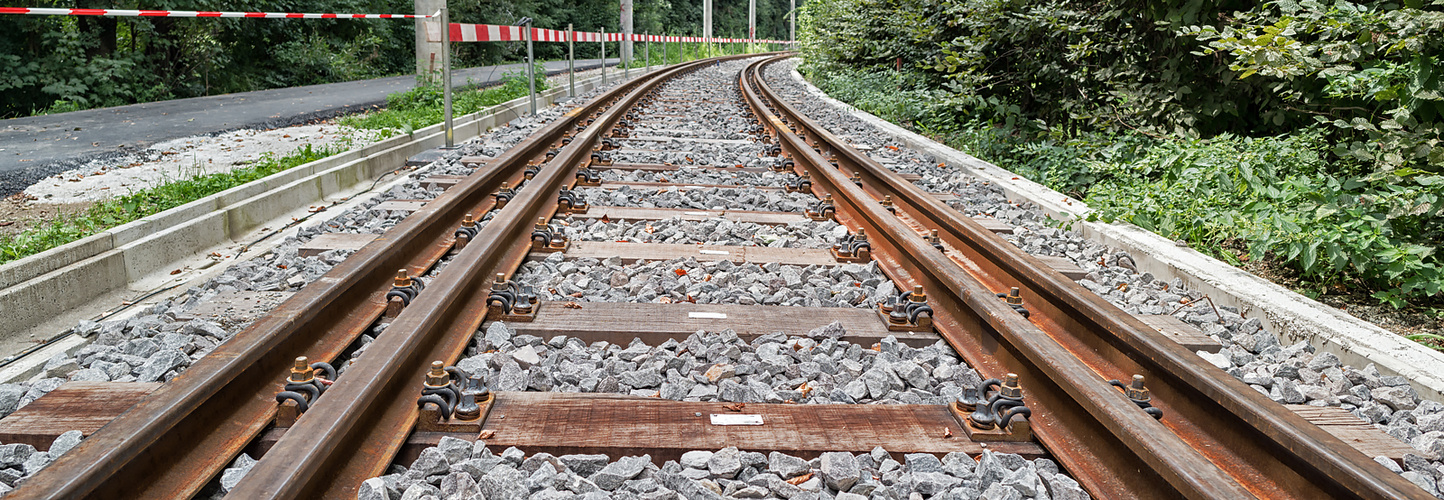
[340,67,550,133]
[0,141,349,264]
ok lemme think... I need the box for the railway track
[3,54,1433,499]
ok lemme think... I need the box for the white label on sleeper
[710,414,764,426]
[688,312,728,319]
[699,249,730,255]
[683,211,712,216]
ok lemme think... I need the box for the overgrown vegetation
[799,0,1443,315]
[341,67,550,135]
[0,141,348,264]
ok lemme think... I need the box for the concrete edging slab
[0,72,622,338]
[787,67,1444,403]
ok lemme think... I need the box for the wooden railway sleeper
[1109,375,1165,420]
[831,228,872,263]
[384,270,424,318]
[275,356,337,426]
[486,273,539,322]
[557,188,590,214]
[530,217,568,251]
[955,373,1034,442]
[877,286,934,332]
[452,214,481,251]
[996,287,1031,318]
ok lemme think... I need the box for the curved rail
[740,54,1427,499]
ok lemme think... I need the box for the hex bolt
[393,269,412,288]
[424,361,449,388]
[289,356,314,384]
[1004,288,1023,305]
[999,373,1023,399]
[909,285,927,304]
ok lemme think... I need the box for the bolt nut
[289,356,314,383]
[424,361,449,387]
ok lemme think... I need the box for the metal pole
[703,0,711,46]
[620,0,632,78]
[790,0,796,43]
[600,28,606,85]
[441,5,453,148]
[751,1,758,41]
[525,20,536,115]
[568,23,575,97]
[644,31,650,72]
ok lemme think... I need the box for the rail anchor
[453,214,480,251]
[1110,375,1165,420]
[487,273,539,322]
[953,373,1033,442]
[274,356,336,427]
[877,286,934,332]
[831,228,872,263]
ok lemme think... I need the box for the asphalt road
[0,58,618,196]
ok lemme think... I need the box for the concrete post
[415,0,445,82]
[620,0,633,73]
[441,6,453,147]
[644,31,650,72]
[790,0,796,43]
[568,24,575,97]
[703,0,711,48]
[525,20,536,115]
[600,28,607,85]
[748,0,755,42]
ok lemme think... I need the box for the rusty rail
[8,60,728,500]
[740,55,1428,499]
[226,54,763,499]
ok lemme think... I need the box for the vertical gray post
[703,0,711,48]
[620,0,632,77]
[525,20,536,115]
[441,6,453,147]
[644,32,650,72]
[568,23,575,97]
[415,0,444,82]
[790,0,796,43]
[748,0,755,44]
[600,28,606,85]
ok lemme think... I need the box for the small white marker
[710,414,764,426]
[688,312,727,319]
[699,249,730,255]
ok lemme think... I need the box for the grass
[340,69,549,137]
[0,141,350,265]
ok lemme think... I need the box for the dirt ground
[0,193,92,238]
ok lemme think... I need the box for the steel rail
[743,55,1429,499]
[227,54,763,499]
[7,60,678,500]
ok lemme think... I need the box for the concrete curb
[788,67,1444,403]
[0,73,621,338]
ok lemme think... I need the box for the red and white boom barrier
[0,6,431,18]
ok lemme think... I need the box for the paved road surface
[0,58,618,195]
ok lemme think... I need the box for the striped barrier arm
[0,6,431,18]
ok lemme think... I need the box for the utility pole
[620,0,633,76]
